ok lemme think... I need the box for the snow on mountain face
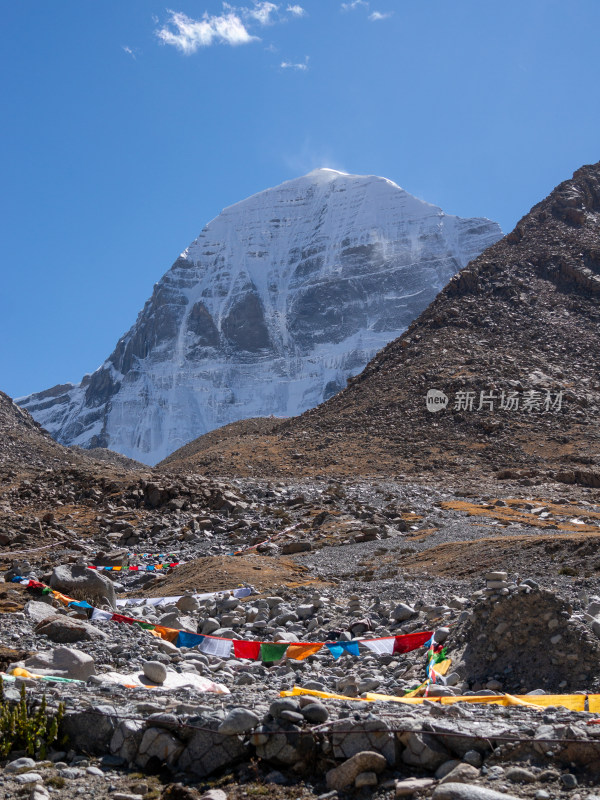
[18,169,502,465]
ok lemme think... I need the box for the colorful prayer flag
[260,643,289,662]
[233,640,261,660]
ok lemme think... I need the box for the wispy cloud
[244,1,279,26]
[286,4,306,16]
[282,139,347,175]
[341,0,368,10]
[122,45,137,59]
[369,10,392,21]
[156,9,256,52]
[281,55,309,70]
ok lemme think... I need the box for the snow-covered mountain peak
[19,170,502,465]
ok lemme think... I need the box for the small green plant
[46,775,66,789]
[0,677,65,759]
[558,565,579,577]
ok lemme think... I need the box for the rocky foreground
[2,466,600,800]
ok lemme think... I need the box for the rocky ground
[2,465,600,800]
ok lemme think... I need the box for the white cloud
[156,9,257,53]
[341,0,368,10]
[156,3,306,56]
[122,45,136,59]
[245,2,279,26]
[369,10,392,21]
[281,55,309,70]
[283,140,347,174]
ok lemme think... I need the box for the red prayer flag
[233,640,261,660]
[111,613,138,625]
[393,631,433,654]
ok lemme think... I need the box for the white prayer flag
[199,637,233,658]
[91,608,113,621]
[362,638,395,655]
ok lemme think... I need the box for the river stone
[5,757,36,773]
[440,764,480,784]
[14,772,43,784]
[433,784,522,800]
[301,703,329,724]
[396,778,436,796]
[505,766,537,783]
[143,661,168,684]
[218,707,260,735]
[326,751,387,791]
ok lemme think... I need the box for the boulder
[396,778,436,796]
[178,718,248,777]
[281,541,312,554]
[34,615,108,643]
[218,708,260,735]
[61,704,119,754]
[176,595,200,613]
[390,603,417,621]
[252,719,315,767]
[22,646,96,680]
[330,716,395,766]
[301,703,329,724]
[440,764,480,784]
[401,731,451,771]
[136,727,185,768]
[143,661,168,684]
[110,719,145,764]
[24,600,57,624]
[50,564,116,609]
[5,757,36,773]
[433,785,521,800]
[93,550,129,568]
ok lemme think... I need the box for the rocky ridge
[160,162,600,483]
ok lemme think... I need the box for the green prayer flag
[260,643,288,662]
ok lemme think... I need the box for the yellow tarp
[281,686,588,711]
[587,695,600,713]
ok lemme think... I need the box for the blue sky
[1,0,599,399]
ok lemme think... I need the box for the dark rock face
[222,292,272,352]
[18,169,501,465]
[185,301,220,348]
